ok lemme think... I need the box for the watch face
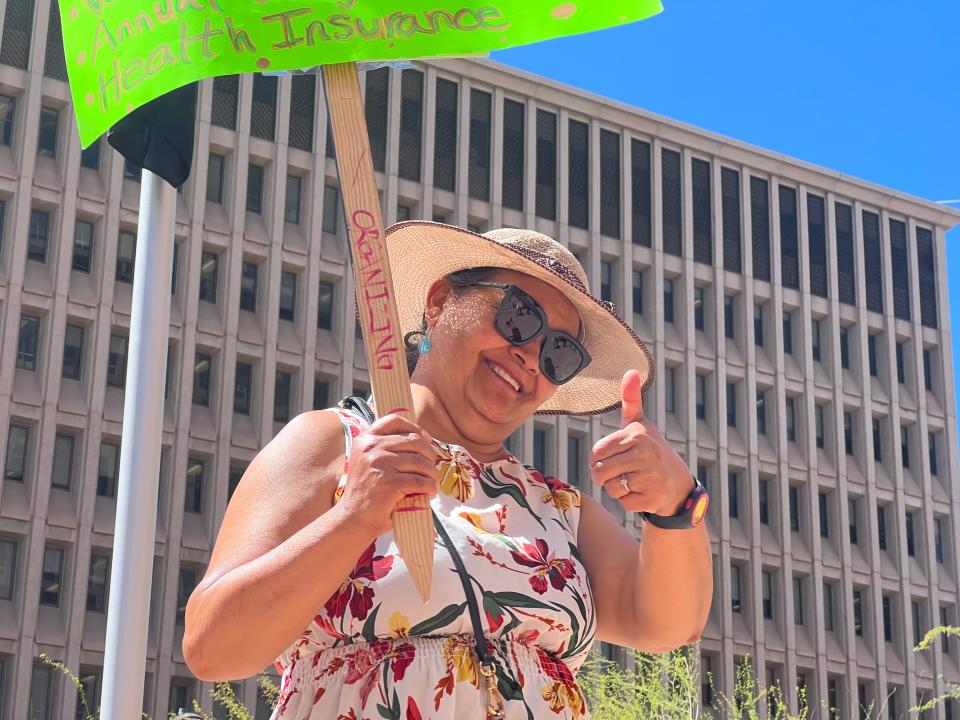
[691,493,709,527]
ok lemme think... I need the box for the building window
[906,511,916,558]
[912,600,923,646]
[661,148,683,256]
[754,304,763,347]
[532,428,547,474]
[849,498,859,545]
[124,159,142,181]
[930,432,939,476]
[693,287,704,331]
[759,478,769,525]
[106,333,128,388]
[235,361,253,416]
[86,553,110,613]
[397,69,425,181]
[600,261,613,303]
[917,226,939,329]
[727,472,738,519]
[692,158,712,264]
[40,546,63,606]
[808,193,828,298]
[4,424,28,482]
[873,417,882,462]
[882,595,893,642]
[0,94,15,146]
[823,582,834,632]
[819,492,829,538]
[228,463,246,502]
[815,404,825,449]
[923,348,934,392]
[782,312,793,355]
[890,218,911,321]
[663,279,674,324]
[176,566,199,625]
[793,575,804,625]
[789,486,800,532]
[363,67,389,171]
[206,153,225,204]
[568,119,589,230]
[51,432,74,490]
[786,397,796,442]
[16,313,40,371]
[468,90,491,199]
[317,280,335,331]
[840,328,850,370]
[250,73,278,140]
[199,251,219,303]
[632,270,643,315]
[536,109,557,221]
[726,382,736,429]
[502,99,526,212]
[877,505,887,551]
[115,230,136,283]
[631,138,652,246]
[97,442,119,497]
[0,539,16,600]
[756,390,766,435]
[192,352,212,407]
[853,589,864,636]
[72,219,94,273]
[942,607,951,656]
[900,425,910,468]
[62,323,84,380]
[284,174,302,224]
[274,370,292,424]
[844,411,854,456]
[895,342,905,384]
[762,570,773,619]
[432,77,458,193]
[730,564,742,613]
[279,271,297,322]
[322,185,340,234]
[239,261,258,312]
[723,295,734,339]
[599,129,620,238]
[28,209,50,262]
[811,319,821,362]
[867,334,879,377]
[863,210,884,313]
[664,366,675,414]
[567,435,582,487]
[246,163,264,214]
[935,518,944,564]
[211,75,239,129]
[695,374,706,421]
[720,166,742,272]
[28,664,53,720]
[37,106,58,158]
[288,73,316,152]
[184,458,204,514]
[779,185,799,289]
[313,377,330,411]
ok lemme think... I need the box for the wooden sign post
[322,62,434,602]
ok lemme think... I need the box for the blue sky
[493,0,960,406]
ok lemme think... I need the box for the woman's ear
[423,277,454,325]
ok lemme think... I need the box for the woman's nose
[510,336,544,374]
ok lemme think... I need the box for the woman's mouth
[486,360,521,393]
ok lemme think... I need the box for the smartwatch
[641,476,709,530]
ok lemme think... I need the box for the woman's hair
[403,267,500,374]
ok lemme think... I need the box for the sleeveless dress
[270,405,597,720]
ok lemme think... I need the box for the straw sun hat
[385,221,654,416]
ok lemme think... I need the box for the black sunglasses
[453,281,592,385]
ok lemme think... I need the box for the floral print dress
[271,405,597,720]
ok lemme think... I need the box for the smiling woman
[183,222,712,720]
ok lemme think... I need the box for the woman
[183,223,712,719]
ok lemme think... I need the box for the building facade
[1,0,960,717]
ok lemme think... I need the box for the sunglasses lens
[496,294,543,343]
[542,335,585,384]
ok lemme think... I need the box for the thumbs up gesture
[588,369,694,517]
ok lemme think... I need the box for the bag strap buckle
[480,661,505,719]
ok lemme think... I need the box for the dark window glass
[398,69,424,182]
[532,429,546,474]
[762,571,772,618]
[840,328,850,370]
[176,566,198,624]
[836,202,856,306]
[284,174,302,224]
[468,89,491,200]
[4,424,28,482]
[789,486,800,532]
[228,463,245,502]
[877,505,887,551]
[754,304,764,347]
[79,137,101,171]
[0,198,6,253]
[279,271,297,322]
[234,361,252,416]
[433,78,458,193]
[37,106,58,158]
[39,546,63,606]
[567,435,581,487]
[72,220,94,273]
[246,164,264,214]
[724,295,734,339]
[854,590,864,636]
[206,153,224,204]
[288,73,316,152]
[43,2,67,79]
[917,226,938,329]
[883,595,893,642]
[0,539,17,599]
[239,261,258,312]
[692,158,712,264]
[86,553,110,613]
[924,349,933,392]
[759,479,769,525]
[896,343,905,384]
[115,230,136,283]
[786,397,796,442]
[695,374,705,420]
[210,75,239,130]
[124,158,142,181]
[779,185,799,289]
[730,564,741,613]
[364,67,389,172]
[812,319,821,362]
[823,582,834,631]
[16,314,40,371]
[849,498,859,545]
[502,99,525,212]
[0,0,35,69]
[568,119,589,230]
[819,492,829,538]
[62,323,84,380]
[906,511,916,557]
[199,251,218,303]
[808,193,828,298]
[727,472,738,518]
[793,576,804,625]
[663,278,674,324]
[313,377,329,411]
[28,209,49,262]
[185,458,204,514]
[51,433,74,490]
[274,370,292,424]
[317,280,334,330]
[783,313,792,355]
[600,261,613,303]
[693,287,704,331]
[930,432,939,476]
[863,210,884,313]
[750,177,771,281]
[192,352,212,407]
[97,441,119,497]
[322,185,340,235]
[756,390,766,435]
[250,74,277,140]
[631,139,652,246]
[913,601,923,645]
[0,94,13,147]
[663,367,675,414]
[935,518,944,564]
[873,417,882,462]
[632,270,643,315]
[890,218,911,321]
[535,110,557,220]
[721,167,742,273]
[868,334,877,377]
[599,129,620,237]
[726,382,737,428]
[661,148,682,256]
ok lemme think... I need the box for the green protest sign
[61,0,661,147]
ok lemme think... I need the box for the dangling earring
[418,331,431,355]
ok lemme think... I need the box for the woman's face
[418,269,582,440]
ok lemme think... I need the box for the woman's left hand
[589,369,694,516]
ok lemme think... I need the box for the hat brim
[384,221,654,416]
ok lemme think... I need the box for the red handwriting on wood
[352,209,400,371]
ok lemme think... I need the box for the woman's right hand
[337,413,439,537]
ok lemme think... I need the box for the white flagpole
[99,168,176,719]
